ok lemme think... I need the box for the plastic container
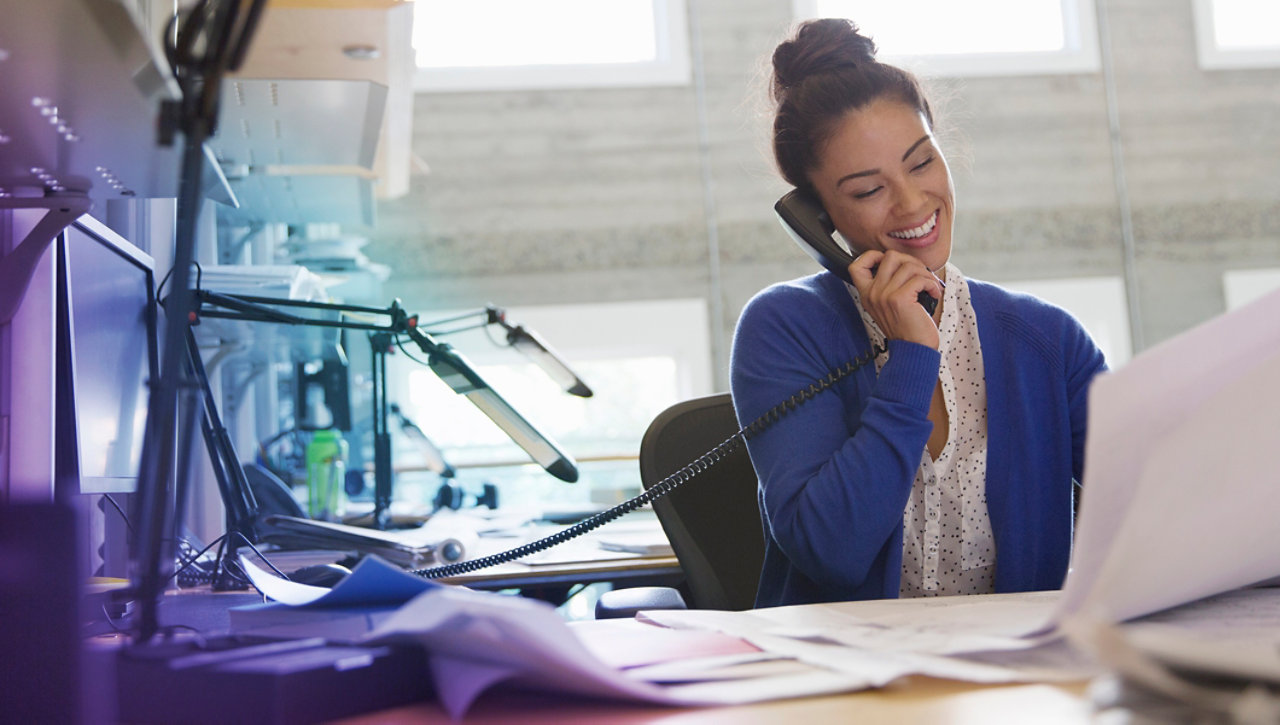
[306,429,349,521]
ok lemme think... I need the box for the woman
[731,18,1108,607]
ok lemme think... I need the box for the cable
[101,494,134,534]
[227,531,291,580]
[171,534,228,587]
[410,343,887,579]
[393,335,428,366]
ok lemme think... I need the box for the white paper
[1111,586,1280,683]
[1052,287,1280,628]
[363,586,692,718]
[642,590,1059,656]
[240,556,332,606]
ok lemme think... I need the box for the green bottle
[306,429,348,521]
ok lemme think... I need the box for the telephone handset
[774,188,937,316]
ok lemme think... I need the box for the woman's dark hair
[771,18,933,190]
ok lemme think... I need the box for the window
[1223,268,1280,309]
[793,0,1100,77]
[413,0,691,92]
[387,299,713,510]
[1193,0,1280,69]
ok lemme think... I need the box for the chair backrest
[638,393,763,610]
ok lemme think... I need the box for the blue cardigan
[730,272,1107,607]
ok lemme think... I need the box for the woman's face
[808,98,955,274]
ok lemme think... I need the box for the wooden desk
[440,550,683,592]
[335,678,1092,724]
[439,517,684,594]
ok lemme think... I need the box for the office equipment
[54,217,159,494]
[113,639,431,725]
[595,393,762,618]
[96,5,447,722]
[296,356,353,432]
[125,0,268,646]
[288,563,353,588]
[775,188,939,314]
[194,290,581,527]
[260,514,468,569]
[638,393,763,610]
[419,305,594,397]
[391,403,457,479]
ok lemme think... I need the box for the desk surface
[440,549,682,591]
[438,516,684,592]
[334,678,1093,724]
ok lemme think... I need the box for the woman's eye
[853,186,882,200]
[912,156,934,172]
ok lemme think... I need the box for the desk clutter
[208,556,1280,723]
[121,287,1280,723]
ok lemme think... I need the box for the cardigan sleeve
[1063,312,1108,483]
[730,280,940,593]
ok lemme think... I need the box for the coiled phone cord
[411,343,887,580]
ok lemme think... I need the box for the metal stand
[195,291,418,529]
[370,332,395,530]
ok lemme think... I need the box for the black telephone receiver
[774,188,937,316]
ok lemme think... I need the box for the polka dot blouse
[850,263,996,597]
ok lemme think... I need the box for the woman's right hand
[848,250,942,349]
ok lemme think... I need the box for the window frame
[1192,0,1280,70]
[791,0,1101,77]
[412,0,692,93]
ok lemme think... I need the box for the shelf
[0,0,233,205]
[228,0,416,201]
[210,78,386,226]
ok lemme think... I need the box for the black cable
[227,531,291,580]
[101,494,134,534]
[393,335,428,366]
[168,533,227,587]
[410,344,887,579]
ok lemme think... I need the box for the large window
[793,0,1100,77]
[387,299,713,510]
[1193,0,1280,69]
[413,0,691,92]
[1223,268,1280,310]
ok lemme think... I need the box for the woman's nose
[893,181,928,216]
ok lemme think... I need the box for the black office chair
[596,393,765,617]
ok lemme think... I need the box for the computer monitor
[55,217,158,494]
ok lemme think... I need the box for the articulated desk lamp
[390,403,457,479]
[420,305,594,398]
[192,292,583,530]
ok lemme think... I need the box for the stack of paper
[1051,286,1280,628]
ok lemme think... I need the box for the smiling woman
[730,18,1110,609]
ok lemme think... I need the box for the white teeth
[888,212,937,240]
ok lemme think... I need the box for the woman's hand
[848,250,942,349]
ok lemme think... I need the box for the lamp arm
[194,290,412,334]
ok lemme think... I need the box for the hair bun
[771,18,877,98]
